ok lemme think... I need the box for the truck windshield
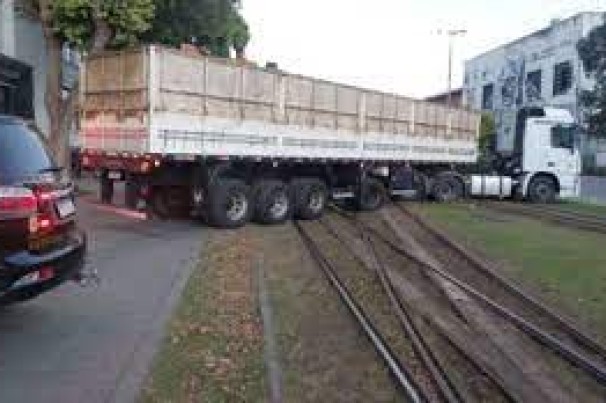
[550,124,576,150]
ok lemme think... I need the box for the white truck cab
[521,107,581,200]
[470,107,581,203]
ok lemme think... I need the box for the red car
[0,116,86,305]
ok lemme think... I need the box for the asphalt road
[0,193,206,403]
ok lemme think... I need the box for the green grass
[556,200,606,217]
[414,203,606,341]
[139,232,266,403]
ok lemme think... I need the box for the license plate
[13,268,55,288]
[13,271,40,287]
[56,197,76,218]
[108,171,122,180]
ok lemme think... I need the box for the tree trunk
[39,1,69,168]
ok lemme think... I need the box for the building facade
[0,0,49,134]
[463,12,606,164]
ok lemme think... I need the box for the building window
[553,61,573,96]
[526,70,542,102]
[482,83,494,110]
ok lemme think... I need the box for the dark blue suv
[0,116,85,305]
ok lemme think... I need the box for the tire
[413,172,429,201]
[125,177,139,209]
[527,176,556,203]
[100,173,114,204]
[358,177,386,211]
[207,179,252,228]
[292,178,328,220]
[431,174,464,202]
[253,179,292,225]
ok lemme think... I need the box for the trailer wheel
[253,180,292,225]
[292,178,328,220]
[358,177,386,211]
[413,172,429,201]
[431,174,464,202]
[528,176,556,203]
[125,177,140,209]
[208,179,251,228]
[100,172,114,204]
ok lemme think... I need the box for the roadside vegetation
[412,203,606,342]
[140,230,266,402]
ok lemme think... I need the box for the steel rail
[396,203,606,360]
[294,221,427,403]
[330,207,606,386]
[318,217,463,403]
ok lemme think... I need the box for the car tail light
[0,187,37,218]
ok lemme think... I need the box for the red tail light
[0,187,37,218]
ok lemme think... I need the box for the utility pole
[438,29,467,107]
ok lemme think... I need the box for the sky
[242,0,606,98]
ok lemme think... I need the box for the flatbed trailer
[79,46,579,227]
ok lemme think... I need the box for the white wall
[0,0,16,57]
[0,3,49,136]
[13,15,49,135]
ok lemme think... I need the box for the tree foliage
[16,0,155,166]
[577,20,606,138]
[144,0,250,57]
[479,112,496,153]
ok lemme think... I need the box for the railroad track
[296,205,606,402]
[481,201,606,234]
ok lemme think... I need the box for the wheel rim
[308,189,325,213]
[534,182,552,201]
[269,191,289,219]
[436,181,454,201]
[226,193,248,222]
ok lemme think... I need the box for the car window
[0,122,55,184]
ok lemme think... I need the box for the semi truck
[78,46,581,228]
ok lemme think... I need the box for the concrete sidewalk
[0,198,206,403]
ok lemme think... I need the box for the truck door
[547,124,579,197]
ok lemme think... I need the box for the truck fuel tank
[470,175,513,198]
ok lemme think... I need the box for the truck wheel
[253,180,292,225]
[100,173,114,204]
[208,179,251,228]
[528,176,556,203]
[358,177,386,211]
[125,177,139,209]
[413,172,429,201]
[431,174,464,202]
[292,178,328,220]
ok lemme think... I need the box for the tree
[144,0,249,58]
[17,0,154,166]
[577,20,606,138]
[479,112,496,153]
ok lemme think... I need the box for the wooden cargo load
[80,46,480,163]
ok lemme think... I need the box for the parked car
[0,115,86,305]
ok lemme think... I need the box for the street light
[438,29,467,107]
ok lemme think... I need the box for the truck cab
[494,107,581,202]
[520,107,581,200]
